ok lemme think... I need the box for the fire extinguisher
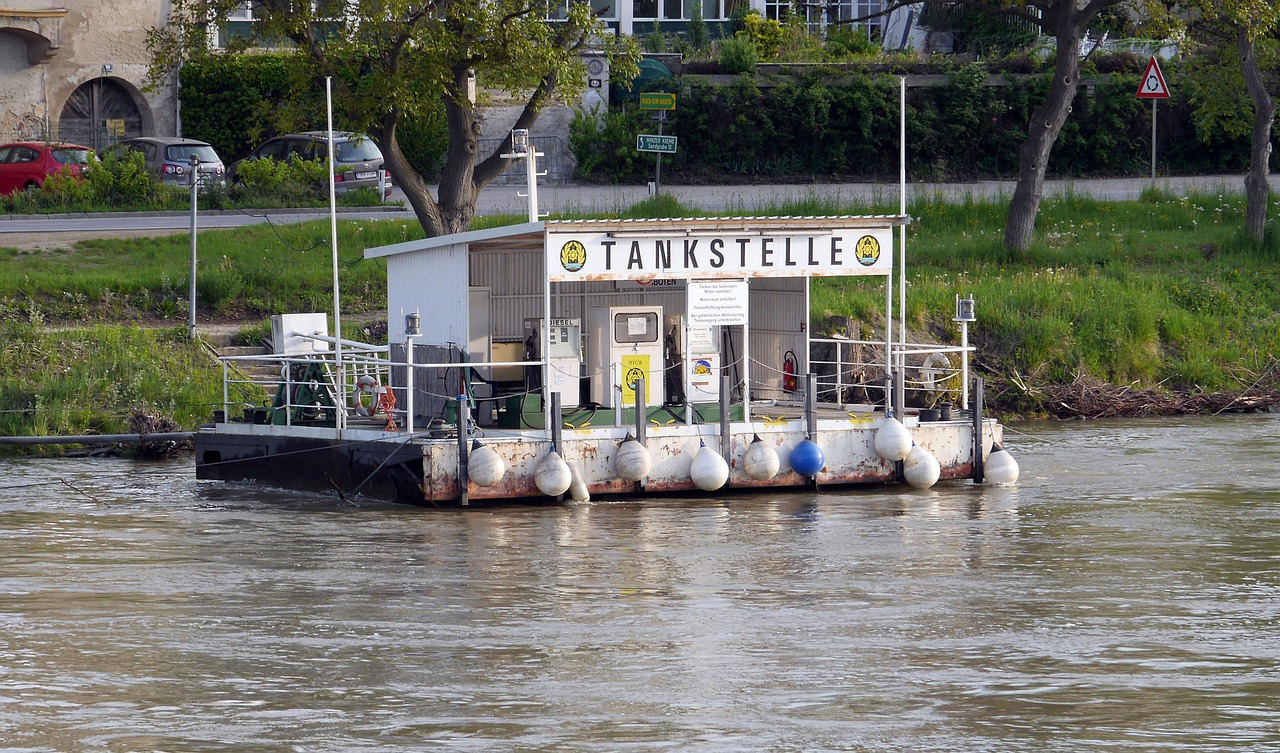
[782,350,797,393]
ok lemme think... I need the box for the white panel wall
[386,241,469,347]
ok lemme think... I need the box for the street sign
[639,92,677,110]
[637,134,677,154]
[1136,56,1170,99]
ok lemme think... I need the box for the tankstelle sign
[544,228,894,282]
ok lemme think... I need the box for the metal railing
[216,333,545,435]
[809,338,972,409]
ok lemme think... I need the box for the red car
[0,141,93,196]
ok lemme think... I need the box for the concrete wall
[1,0,177,143]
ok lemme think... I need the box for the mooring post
[456,394,470,506]
[719,372,731,462]
[888,371,904,482]
[972,376,985,484]
[634,376,647,446]
[550,392,563,455]
[805,372,817,439]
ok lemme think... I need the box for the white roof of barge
[363,215,910,260]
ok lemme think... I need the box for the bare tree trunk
[1004,11,1083,252]
[1238,28,1274,244]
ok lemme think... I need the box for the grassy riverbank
[2,189,1278,450]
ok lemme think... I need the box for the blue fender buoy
[985,443,1020,485]
[790,436,825,477]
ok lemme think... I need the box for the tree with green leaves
[1184,0,1280,243]
[989,0,1135,251]
[831,0,1140,251]
[148,0,639,238]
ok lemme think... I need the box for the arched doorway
[58,77,143,150]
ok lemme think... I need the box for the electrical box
[663,315,721,403]
[588,306,664,408]
[271,313,330,355]
[523,318,582,409]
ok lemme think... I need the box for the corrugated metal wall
[470,248,688,343]
[746,277,806,399]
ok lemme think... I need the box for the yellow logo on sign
[855,235,881,266]
[620,354,651,403]
[560,240,586,272]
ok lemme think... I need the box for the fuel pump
[587,306,664,408]
[663,314,721,404]
[522,318,582,409]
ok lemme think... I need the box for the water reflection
[2,414,1278,750]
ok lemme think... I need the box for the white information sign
[546,228,893,282]
[688,280,749,327]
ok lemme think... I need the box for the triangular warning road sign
[1136,56,1170,99]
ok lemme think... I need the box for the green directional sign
[639,92,677,110]
[637,134,678,154]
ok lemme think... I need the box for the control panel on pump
[587,306,664,408]
[663,315,721,404]
[522,318,581,409]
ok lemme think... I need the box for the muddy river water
[2,414,1278,751]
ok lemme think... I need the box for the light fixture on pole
[502,128,542,223]
[954,294,975,409]
[405,310,420,435]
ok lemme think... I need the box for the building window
[634,0,659,20]
[764,0,788,21]
[823,0,885,39]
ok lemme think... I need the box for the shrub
[688,2,709,52]
[739,12,785,60]
[398,108,449,181]
[719,36,760,74]
[232,154,329,203]
[825,27,880,59]
[568,104,648,182]
[643,20,667,53]
[35,167,96,207]
[85,150,164,206]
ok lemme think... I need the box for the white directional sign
[637,134,677,154]
[1136,56,1170,99]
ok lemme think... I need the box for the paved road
[0,174,1262,239]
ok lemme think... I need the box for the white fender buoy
[875,415,913,462]
[690,442,730,491]
[535,450,572,497]
[568,461,590,502]
[985,443,1020,485]
[903,443,941,489]
[468,440,506,488]
[615,433,652,482]
[742,433,780,481]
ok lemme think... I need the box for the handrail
[807,337,972,408]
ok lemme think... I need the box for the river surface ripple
[2,414,1278,751]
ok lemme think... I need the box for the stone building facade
[1,1,177,149]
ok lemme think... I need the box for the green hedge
[574,60,1253,183]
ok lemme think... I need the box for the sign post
[638,92,677,195]
[1136,56,1170,181]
